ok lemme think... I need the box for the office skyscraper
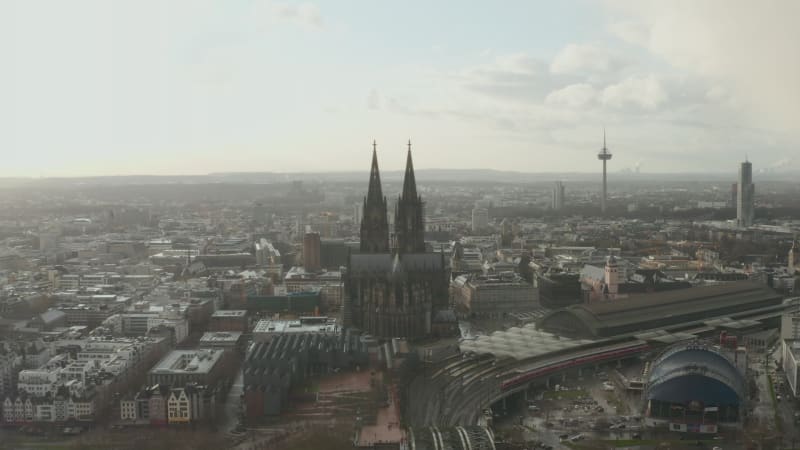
[302,232,321,272]
[552,181,565,210]
[471,206,489,232]
[737,160,755,227]
[353,202,362,228]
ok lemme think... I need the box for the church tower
[394,141,426,254]
[360,141,389,253]
[790,237,799,274]
[604,255,619,300]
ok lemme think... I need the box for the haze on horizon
[1,0,798,177]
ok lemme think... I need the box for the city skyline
[1,0,799,177]
[3,2,800,449]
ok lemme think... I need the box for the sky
[0,0,798,177]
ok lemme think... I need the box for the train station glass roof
[459,324,593,360]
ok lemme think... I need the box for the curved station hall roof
[538,281,782,339]
[647,344,745,406]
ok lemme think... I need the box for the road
[219,369,244,433]
[768,345,800,449]
[751,353,776,429]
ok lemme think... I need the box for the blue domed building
[645,343,745,432]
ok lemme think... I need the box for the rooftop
[199,331,243,343]
[539,281,783,338]
[454,272,530,288]
[459,324,593,360]
[150,349,224,375]
[647,344,745,405]
[211,310,247,318]
[253,317,338,335]
[285,266,342,280]
[40,309,66,324]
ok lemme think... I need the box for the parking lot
[491,365,649,448]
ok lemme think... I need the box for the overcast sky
[0,0,798,177]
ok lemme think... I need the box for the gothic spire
[366,141,384,206]
[395,139,425,254]
[401,139,418,201]
[360,141,389,253]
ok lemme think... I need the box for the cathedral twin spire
[401,140,417,202]
[360,140,425,254]
[365,140,385,214]
[396,140,425,254]
[360,140,389,253]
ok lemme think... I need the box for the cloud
[379,36,781,172]
[607,20,649,46]
[384,96,440,119]
[366,89,381,110]
[769,157,794,170]
[492,53,547,75]
[545,83,598,108]
[459,53,555,102]
[550,43,625,75]
[255,1,324,29]
[605,0,800,136]
[600,74,668,110]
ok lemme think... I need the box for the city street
[768,346,800,448]
[751,355,777,431]
[220,370,244,432]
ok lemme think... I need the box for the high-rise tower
[302,232,321,272]
[597,130,612,214]
[737,159,755,228]
[395,140,426,253]
[471,206,489,232]
[552,181,565,210]
[360,141,390,253]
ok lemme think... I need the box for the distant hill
[0,168,798,188]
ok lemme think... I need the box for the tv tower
[597,130,612,214]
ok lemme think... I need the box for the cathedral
[344,142,451,339]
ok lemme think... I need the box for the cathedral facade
[344,142,450,339]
